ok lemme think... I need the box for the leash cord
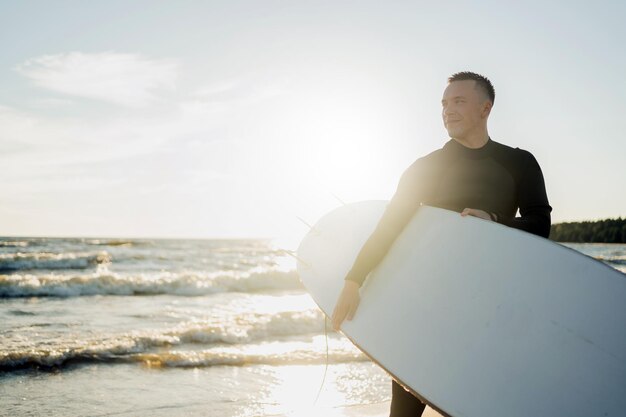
[312,315,330,406]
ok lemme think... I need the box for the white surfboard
[296,201,626,417]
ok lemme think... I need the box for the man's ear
[481,101,493,118]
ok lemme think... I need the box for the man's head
[442,72,495,142]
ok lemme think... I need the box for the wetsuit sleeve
[344,162,423,286]
[497,152,552,238]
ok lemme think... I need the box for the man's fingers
[461,208,484,218]
[332,303,346,330]
[331,308,339,327]
[331,282,360,330]
[461,208,491,220]
[332,315,344,330]
[332,299,357,330]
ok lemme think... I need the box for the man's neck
[452,131,490,149]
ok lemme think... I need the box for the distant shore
[550,218,626,243]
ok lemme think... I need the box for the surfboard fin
[331,192,347,206]
[296,216,320,235]
[281,249,311,269]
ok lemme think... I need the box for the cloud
[0,74,283,170]
[175,77,288,131]
[0,64,290,209]
[0,104,164,176]
[16,52,178,107]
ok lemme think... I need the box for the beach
[2,361,448,416]
[1,237,624,416]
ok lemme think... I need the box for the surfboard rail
[297,201,626,417]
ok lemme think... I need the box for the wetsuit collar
[444,137,495,159]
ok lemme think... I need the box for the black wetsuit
[343,137,552,416]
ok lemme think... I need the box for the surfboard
[296,201,626,417]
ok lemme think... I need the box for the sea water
[1,238,624,416]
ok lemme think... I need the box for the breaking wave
[0,333,178,371]
[131,342,366,368]
[0,251,111,272]
[173,310,324,345]
[596,255,626,266]
[85,239,136,247]
[0,240,29,248]
[0,269,301,297]
[0,340,365,371]
[0,312,358,371]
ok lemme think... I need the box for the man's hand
[331,280,361,331]
[461,208,495,221]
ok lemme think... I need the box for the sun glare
[282,83,395,202]
[265,81,404,251]
[252,364,351,417]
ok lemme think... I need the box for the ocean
[1,237,625,416]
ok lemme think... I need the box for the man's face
[441,80,491,140]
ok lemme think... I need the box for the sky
[1,0,625,246]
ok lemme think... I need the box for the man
[331,72,551,416]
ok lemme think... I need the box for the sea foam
[0,268,301,297]
[0,310,352,371]
[0,251,111,272]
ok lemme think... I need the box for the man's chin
[446,129,463,140]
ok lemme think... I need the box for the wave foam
[0,333,365,371]
[0,269,301,297]
[0,240,29,247]
[85,239,137,247]
[0,251,111,272]
[173,310,324,345]
[132,341,367,368]
[596,255,626,266]
[0,332,178,370]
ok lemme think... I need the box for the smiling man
[331,71,552,416]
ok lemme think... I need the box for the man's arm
[331,161,423,329]
[497,152,552,238]
[344,164,423,286]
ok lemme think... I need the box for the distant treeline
[550,218,626,243]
